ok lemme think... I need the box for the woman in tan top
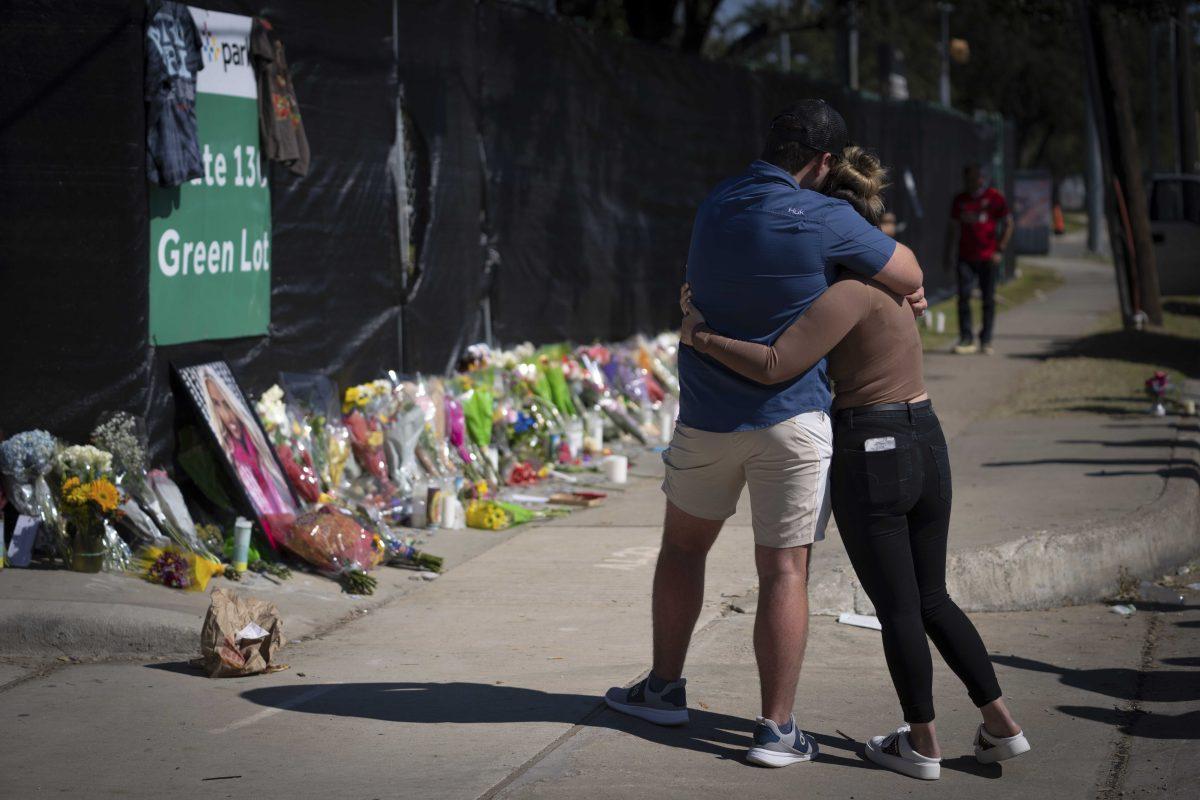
[679,148,1029,780]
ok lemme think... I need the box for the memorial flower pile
[2,332,678,591]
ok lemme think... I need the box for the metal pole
[1084,77,1105,254]
[848,1,859,90]
[938,2,952,107]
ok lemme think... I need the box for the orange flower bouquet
[53,445,126,573]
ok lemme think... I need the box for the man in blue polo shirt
[606,101,924,766]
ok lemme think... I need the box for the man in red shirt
[948,163,1013,354]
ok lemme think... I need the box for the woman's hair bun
[828,145,889,225]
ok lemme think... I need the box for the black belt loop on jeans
[837,399,932,421]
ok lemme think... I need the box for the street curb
[0,605,199,660]
[810,419,1200,615]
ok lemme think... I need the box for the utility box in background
[1013,170,1053,255]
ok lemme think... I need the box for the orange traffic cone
[1052,203,1065,235]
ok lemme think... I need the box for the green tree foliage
[705,0,1185,179]
[554,0,1191,180]
[555,0,727,52]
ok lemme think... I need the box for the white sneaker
[864,725,941,780]
[974,724,1031,764]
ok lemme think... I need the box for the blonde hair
[827,145,889,226]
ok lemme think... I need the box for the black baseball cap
[768,99,849,157]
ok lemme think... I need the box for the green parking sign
[149,7,270,346]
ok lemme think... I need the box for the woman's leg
[831,444,938,745]
[910,433,1015,735]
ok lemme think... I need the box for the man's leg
[742,410,831,727]
[651,501,723,681]
[606,424,740,725]
[754,543,812,724]
[956,259,975,344]
[977,259,998,346]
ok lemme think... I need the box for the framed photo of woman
[174,360,298,542]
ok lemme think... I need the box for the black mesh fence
[1,0,1002,454]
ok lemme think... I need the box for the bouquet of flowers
[386,537,443,572]
[640,333,681,397]
[141,469,221,561]
[445,393,497,489]
[383,380,430,495]
[465,499,536,531]
[0,430,65,561]
[90,411,149,498]
[257,385,321,504]
[405,377,460,481]
[135,544,224,591]
[280,506,386,594]
[53,444,125,572]
[90,412,172,553]
[541,358,580,421]
[577,351,647,444]
[344,380,396,490]
[1146,371,1172,416]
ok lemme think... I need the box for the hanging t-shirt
[250,18,311,177]
[145,0,204,187]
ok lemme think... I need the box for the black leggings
[830,400,1001,724]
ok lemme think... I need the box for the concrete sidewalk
[498,602,1200,800]
[2,539,1194,797]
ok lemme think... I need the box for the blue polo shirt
[678,160,897,432]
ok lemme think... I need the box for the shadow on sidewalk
[991,654,1200,703]
[238,681,876,772]
[1057,438,1200,451]
[994,654,1200,741]
[983,454,1199,487]
[1007,329,1200,380]
[1055,706,1200,740]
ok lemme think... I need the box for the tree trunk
[1096,2,1164,325]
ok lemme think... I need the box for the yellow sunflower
[62,477,88,507]
[85,478,121,514]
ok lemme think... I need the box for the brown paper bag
[198,588,286,678]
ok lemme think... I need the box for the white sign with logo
[190,8,256,99]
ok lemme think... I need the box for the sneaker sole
[746,746,817,768]
[864,741,940,780]
[976,736,1030,764]
[603,696,689,726]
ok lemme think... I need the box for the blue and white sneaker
[604,673,689,726]
[746,715,819,767]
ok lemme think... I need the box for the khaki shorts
[661,411,832,548]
